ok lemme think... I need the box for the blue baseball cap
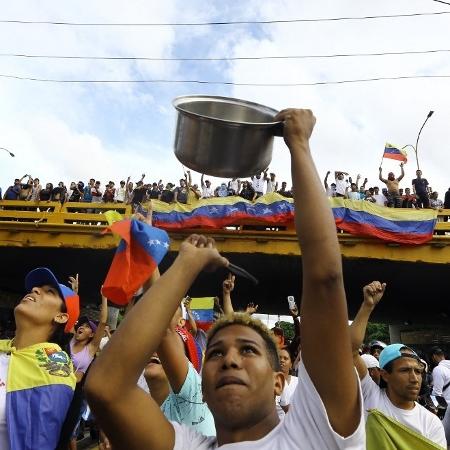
[25,267,80,333]
[379,344,420,369]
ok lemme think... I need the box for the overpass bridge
[0,199,449,339]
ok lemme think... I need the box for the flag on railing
[332,198,437,245]
[102,219,169,304]
[188,297,215,331]
[149,194,437,245]
[383,143,408,163]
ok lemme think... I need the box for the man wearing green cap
[350,281,446,448]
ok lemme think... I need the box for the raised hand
[183,296,192,310]
[68,274,79,294]
[245,302,259,315]
[179,234,229,272]
[362,281,386,310]
[222,273,235,294]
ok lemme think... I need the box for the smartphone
[287,296,296,310]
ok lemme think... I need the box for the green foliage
[365,322,390,344]
[276,320,295,341]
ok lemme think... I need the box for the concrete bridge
[0,200,449,342]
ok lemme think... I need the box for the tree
[365,322,390,344]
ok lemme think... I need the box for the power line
[432,0,450,6]
[1,48,450,62]
[0,11,449,27]
[0,73,450,86]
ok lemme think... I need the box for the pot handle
[272,121,284,137]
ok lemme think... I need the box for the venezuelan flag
[150,194,437,245]
[383,143,408,162]
[102,219,170,305]
[332,198,437,245]
[151,192,294,229]
[189,297,215,331]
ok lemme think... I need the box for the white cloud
[0,0,448,198]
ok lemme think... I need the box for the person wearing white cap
[349,281,446,448]
[361,354,381,385]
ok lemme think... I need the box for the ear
[54,312,69,326]
[380,369,389,384]
[274,371,285,397]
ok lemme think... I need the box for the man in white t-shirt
[350,281,446,448]
[334,171,349,197]
[264,171,278,194]
[201,174,214,198]
[372,186,387,207]
[430,347,450,443]
[251,173,266,197]
[86,109,364,450]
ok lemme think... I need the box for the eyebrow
[208,337,261,350]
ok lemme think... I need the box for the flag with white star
[102,219,170,305]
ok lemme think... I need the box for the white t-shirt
[279,375,299,407]
[347,192,360,201]
[432,360,450,402]
[202,187,214,198]
[172,361,365,449]
[115,186,126,202]
[229,180,240,194]
[373,194,386,206]
[0,353,10,450]
[361,374,446,447]
[266,180,276,194]
[335,179,348,196]
[252,178,265,194]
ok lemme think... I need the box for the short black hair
[207,313,281,372]
[430,346,445,357]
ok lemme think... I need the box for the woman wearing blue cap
[0,267,79,450]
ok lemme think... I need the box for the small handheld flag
[188,297,215,331]
[102,219,170,305]
[383,143,408,163]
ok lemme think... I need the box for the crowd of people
[1,110,450,450]
[2,166,449,215]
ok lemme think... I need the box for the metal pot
[172,95,282,178]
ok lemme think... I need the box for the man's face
[202,324,283,429]
[270,173,275,181]
[180,180,186,188]
[337,173,344,180]
[205,180,211,187]
[416,170,422,177]
[382,356,423,402]
[405,188,411,195]
[95,182,100,188]
[388,172,395,181]
[351,183,357,192]
[34,179,39,186]
[371,346,382,360]
[279,349,292,375]
[90,179,95,186]
[281,182,287,189]
[14,179,20,185]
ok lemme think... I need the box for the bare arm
[379,167,387,183]
[183,297,198,337]
[349,281,386,379]
[89,292,108,354]
[397,163,405,181]
[201,174,205,188]
[275,108,359,437]
[324,171,330,189]
[85,236,228,450]
[222,273,235,315]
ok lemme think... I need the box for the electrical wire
[0,73,450,86]
[0,11,449,26]
[1,48,450,61]
[432,0,450,6]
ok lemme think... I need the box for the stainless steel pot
[173,95,282,178]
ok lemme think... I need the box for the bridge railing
[0,200,449,236]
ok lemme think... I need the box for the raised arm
[275,108,359,437]
[85,235,228,450]
[201,174,205,188]
[89,290,109,354]
[183,296,198,337]
[397,163,405,181]
[349,281,386,380]
[379,167,387,183]
[222,273,235,315]
[324,171,330,189]
[185,170,192,187]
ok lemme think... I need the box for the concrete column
[389,324,402,343]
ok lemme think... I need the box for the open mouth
[148,357,161,365]
[22,295,36,303]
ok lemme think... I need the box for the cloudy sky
[0,0,449,196]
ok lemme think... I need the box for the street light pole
[0,147,15,157]
[414,111,434,171]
